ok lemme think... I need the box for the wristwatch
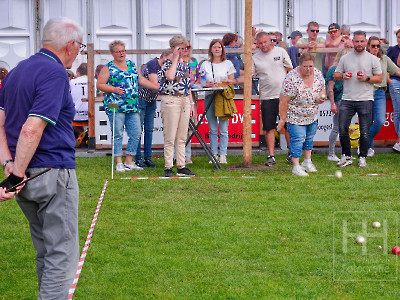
[2,159,13,170]
[366,76,370,82]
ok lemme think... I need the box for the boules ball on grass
[392,246,400,255]
[334,170,343,179]
[356,236,366,244]
[372,221,381,228]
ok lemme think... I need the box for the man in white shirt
[252,31,293,166]
[70,62,89,122]
[334,31,382,168]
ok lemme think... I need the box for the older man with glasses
[0,17,84,298]
[296,21,326,71]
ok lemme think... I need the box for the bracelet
[2,159,13,170]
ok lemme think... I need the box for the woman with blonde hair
[326,47,353,161]
[367,36,400,156]
[97,40,158,172]
[159,35,195,177]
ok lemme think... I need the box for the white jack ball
[356,236,366,244]
[372,221,381,228]
[335,170,343,179]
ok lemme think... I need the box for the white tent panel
[251,0,285,33]
[0,0,33,69]
[342,0,386,37]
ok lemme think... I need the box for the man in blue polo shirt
[0,17,84,299]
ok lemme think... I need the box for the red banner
[192,99,260,144]
[374,98,397,140]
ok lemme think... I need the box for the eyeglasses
[184,46,191,51]
[270,39,277,42]
[310,29,320,33]
[75,41,87,52]
[370,44,380,49]
[114,50,126,54]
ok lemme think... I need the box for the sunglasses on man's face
[310,29,319,33]
[270,39,277,42]
[328,29,338,34]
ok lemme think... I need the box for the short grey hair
[42,17,83,51]
[169,35,187,48]
[109,40,125,52]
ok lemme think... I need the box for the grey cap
[289,30,302,39]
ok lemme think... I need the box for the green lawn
[1,153,399,299]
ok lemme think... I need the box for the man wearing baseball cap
[287,31,303,67]
[325,23,352,71]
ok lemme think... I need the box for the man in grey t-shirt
[334,31,382,168]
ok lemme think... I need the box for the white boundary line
[68,179,109,299]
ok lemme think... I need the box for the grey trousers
[16,168,79,300]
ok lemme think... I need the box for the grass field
[1,152,400,299]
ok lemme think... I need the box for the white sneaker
[124,162,143,171]
[219,155,227,164]
[367,148,375,157]
[301,161,317,172]
[292,165,309,177]
[393,142,400,152]
[327,154,340,162]
[337,155,353,167]
[115,163,125,173]
[358,157,367,168]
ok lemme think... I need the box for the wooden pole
[87,43,96,152]
[243,0,253,166]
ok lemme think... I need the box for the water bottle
[200,70,206,87]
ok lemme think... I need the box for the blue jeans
[389,79,400,137]
[287,120,318,158]
[205,93,229,156]
[339,100,373,157]
[106,110,141,157]
[328,101,341,156]
[369,88,386,149]
[135,99,157,160]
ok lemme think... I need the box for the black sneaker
[144,158,156,168]
[176,167,196,177]
[286,154,293,165]
[264,155,276,166]
[164,168,174,177]
[135,159,147,168]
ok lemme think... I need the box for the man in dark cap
[287,30,303,67]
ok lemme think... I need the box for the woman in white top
[200,39,236,164]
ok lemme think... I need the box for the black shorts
[261,99,279,131]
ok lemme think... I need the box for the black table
[186,86,226,170]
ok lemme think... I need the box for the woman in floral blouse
[159,35,195,177]
[277,53,326,176]
[97,40,158,173]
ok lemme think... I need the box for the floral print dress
[281,67,325,125]
[103,60,139,114]
[159,59,191,96]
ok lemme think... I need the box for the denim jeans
[369,88,386,149]
[205,93,229,156]
[106,110,141,157]
[287,120,318,158]
[389,79,400,137]
[328,101,341,156]
[339,100,373,157]
[135,99,157,160]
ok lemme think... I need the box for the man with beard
[334,31,382,168]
